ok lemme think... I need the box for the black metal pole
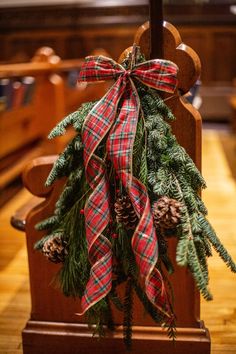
[149,0,164,59]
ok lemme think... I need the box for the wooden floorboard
[0,189,31,354]
[0,128,236,353]
[201,129,236,353]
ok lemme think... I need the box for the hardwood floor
[0,188,31,354]
[201,128,236,353]
[0,127,236,353]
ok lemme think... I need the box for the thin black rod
[149,0,164,59]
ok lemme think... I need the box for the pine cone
[114,194,138,230]
[42,234,68,263]
[153,196,182,230]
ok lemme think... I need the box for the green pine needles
[137,85,236,301]
[35,55,236,349]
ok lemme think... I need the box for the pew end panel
[13,22,210,354]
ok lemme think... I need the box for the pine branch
[199,215,236,272]
[57,185,91,297]
[168,174,193,266]
[109,287,124,312]
[48,101,97,139]
[48,110,80,139]
[176,173,199,214]
[133,111,148,187]
[85,299,109,338]
[73,101,97,132]
[103,298,115,332]
[54,167,85,217]
[194,236,209,284]
[160,253,174,274]
[157,232,174,274]
[45,135,83,187]
[34,233,55,251]
[185,155,207,189]
[139,85,175,122]
[148,168,172,196]
[139,146,148,187]
[195,194,208,216]
[176,213,193,266]
[35,215,59,232]
[202,236,213,257]
[187,239,212,300]
[117,226,139,280]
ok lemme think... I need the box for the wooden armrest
[10,196,43,232]
[11,155,60,232]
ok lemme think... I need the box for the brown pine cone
[114,194,138,230]
[42,234,68,263]
[153,196,182,230]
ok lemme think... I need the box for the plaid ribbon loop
[79,51,178,318]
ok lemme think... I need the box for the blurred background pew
[0,46,110,207]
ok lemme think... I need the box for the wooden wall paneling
[212,29,236,82]
[177,27,212,84]
[64,27,139,61]
[64,35,86,59]
[2,30,72,62]
[0,3,235,88]
[0,3,148,62]
[1,27,138,63]
[178,24,236,121]
[179,26,236,85]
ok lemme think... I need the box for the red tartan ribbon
[78,50,178,318]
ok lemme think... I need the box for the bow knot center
[123,69,132,79]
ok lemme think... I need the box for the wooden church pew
[0,47,110,193]
[12,21,211,354]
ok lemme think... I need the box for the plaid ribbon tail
[78,157,112,315]
[77,52,178,316]
[127,174,172,318]
[79,76,127,314]
[107,80,173,318]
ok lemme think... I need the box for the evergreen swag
[35,51,236,349]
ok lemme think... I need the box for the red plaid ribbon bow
[78,49,178,318]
